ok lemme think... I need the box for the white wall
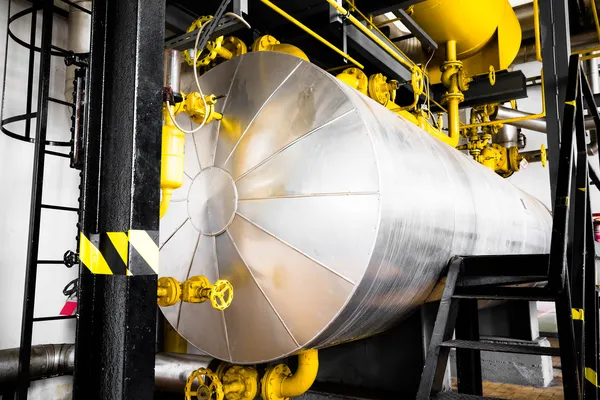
[0,0,79,353]
[510,60,600,213]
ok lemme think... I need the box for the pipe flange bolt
[261,364,292,400]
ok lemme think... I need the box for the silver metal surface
[164,49,182,94]
[155,353,213,392]
[495,124,519,148]
[160,52,552,364]
[0,344,74,383]
[497,105,598,135]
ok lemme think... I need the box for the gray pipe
[0,346,213,393]
[155,352,213,392]
[495,106,599,155]
[0,344,75,384]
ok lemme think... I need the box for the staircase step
[432,392,502,400]
[453,286,555,301]
[440,340,560,356]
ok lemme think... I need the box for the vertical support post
[571,73,588,377]
[455,299,482,396]
[73,0,164,398]
[540,0,571,204]
[16,1,53,398]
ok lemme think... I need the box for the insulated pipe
[64,1,92,103]
[0,344,75,384]
[496,106,599,155]
[155,353,213,393]
[0,346,213,394]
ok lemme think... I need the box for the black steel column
[455,299,482,396]
[73,0,164,398]
[540,0,571,204]
[16,1,53,398]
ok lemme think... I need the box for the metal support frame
[540,0,571,204]
[73,0,164,398]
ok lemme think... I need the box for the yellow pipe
[442,40,461,147]
[592,0,600,44]
[574,45,600,55]
[259,0,364,69]
[280,350,319,397]
[533,0,542,62]
[325,0,415,71]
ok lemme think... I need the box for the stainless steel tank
[159,52,552,364]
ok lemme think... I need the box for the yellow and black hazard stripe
[79,230,159,275]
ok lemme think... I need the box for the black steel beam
[345,24,412,82]
[540,0,571,204]
[429,71,528,112]
[73,0,164,398]
[391,8,436,50]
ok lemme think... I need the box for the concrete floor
[450,338,565,399]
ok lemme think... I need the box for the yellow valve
[222,366,259,400]
[157,277,182,307]
[182,276,234,310]
[186,368,224,400]
[184,16,220,67]
[222,36,247,59]
[183,93,223,125]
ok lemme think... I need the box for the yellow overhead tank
[411,0,522,82]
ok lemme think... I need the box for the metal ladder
[417,54,600,400]
[0,1,88,398]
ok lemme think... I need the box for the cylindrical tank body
[159,52,552,364]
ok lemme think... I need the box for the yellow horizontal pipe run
[460,112,546,130]
[260,0,364,69]
[325,0,415,71]
[280,349,319,397]
[573,45,600,55]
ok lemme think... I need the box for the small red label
[59,300,77,316]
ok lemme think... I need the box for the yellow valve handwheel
[210,280,234,310]
[185,368,224,400]
[489,65,496,86]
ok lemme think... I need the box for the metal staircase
[417,54,600,400]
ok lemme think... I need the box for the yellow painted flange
[215,361,233,380]
[368,73,394,106]
[157,277,181,307]
[251,35,280,52]
[261,364,292,400]
[222,366,258,400]
[186,368,224,400]
[336,68,368,95]
[489,65,496,86]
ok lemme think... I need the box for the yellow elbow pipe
[261,349,319,400]
[281,350,319,397]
